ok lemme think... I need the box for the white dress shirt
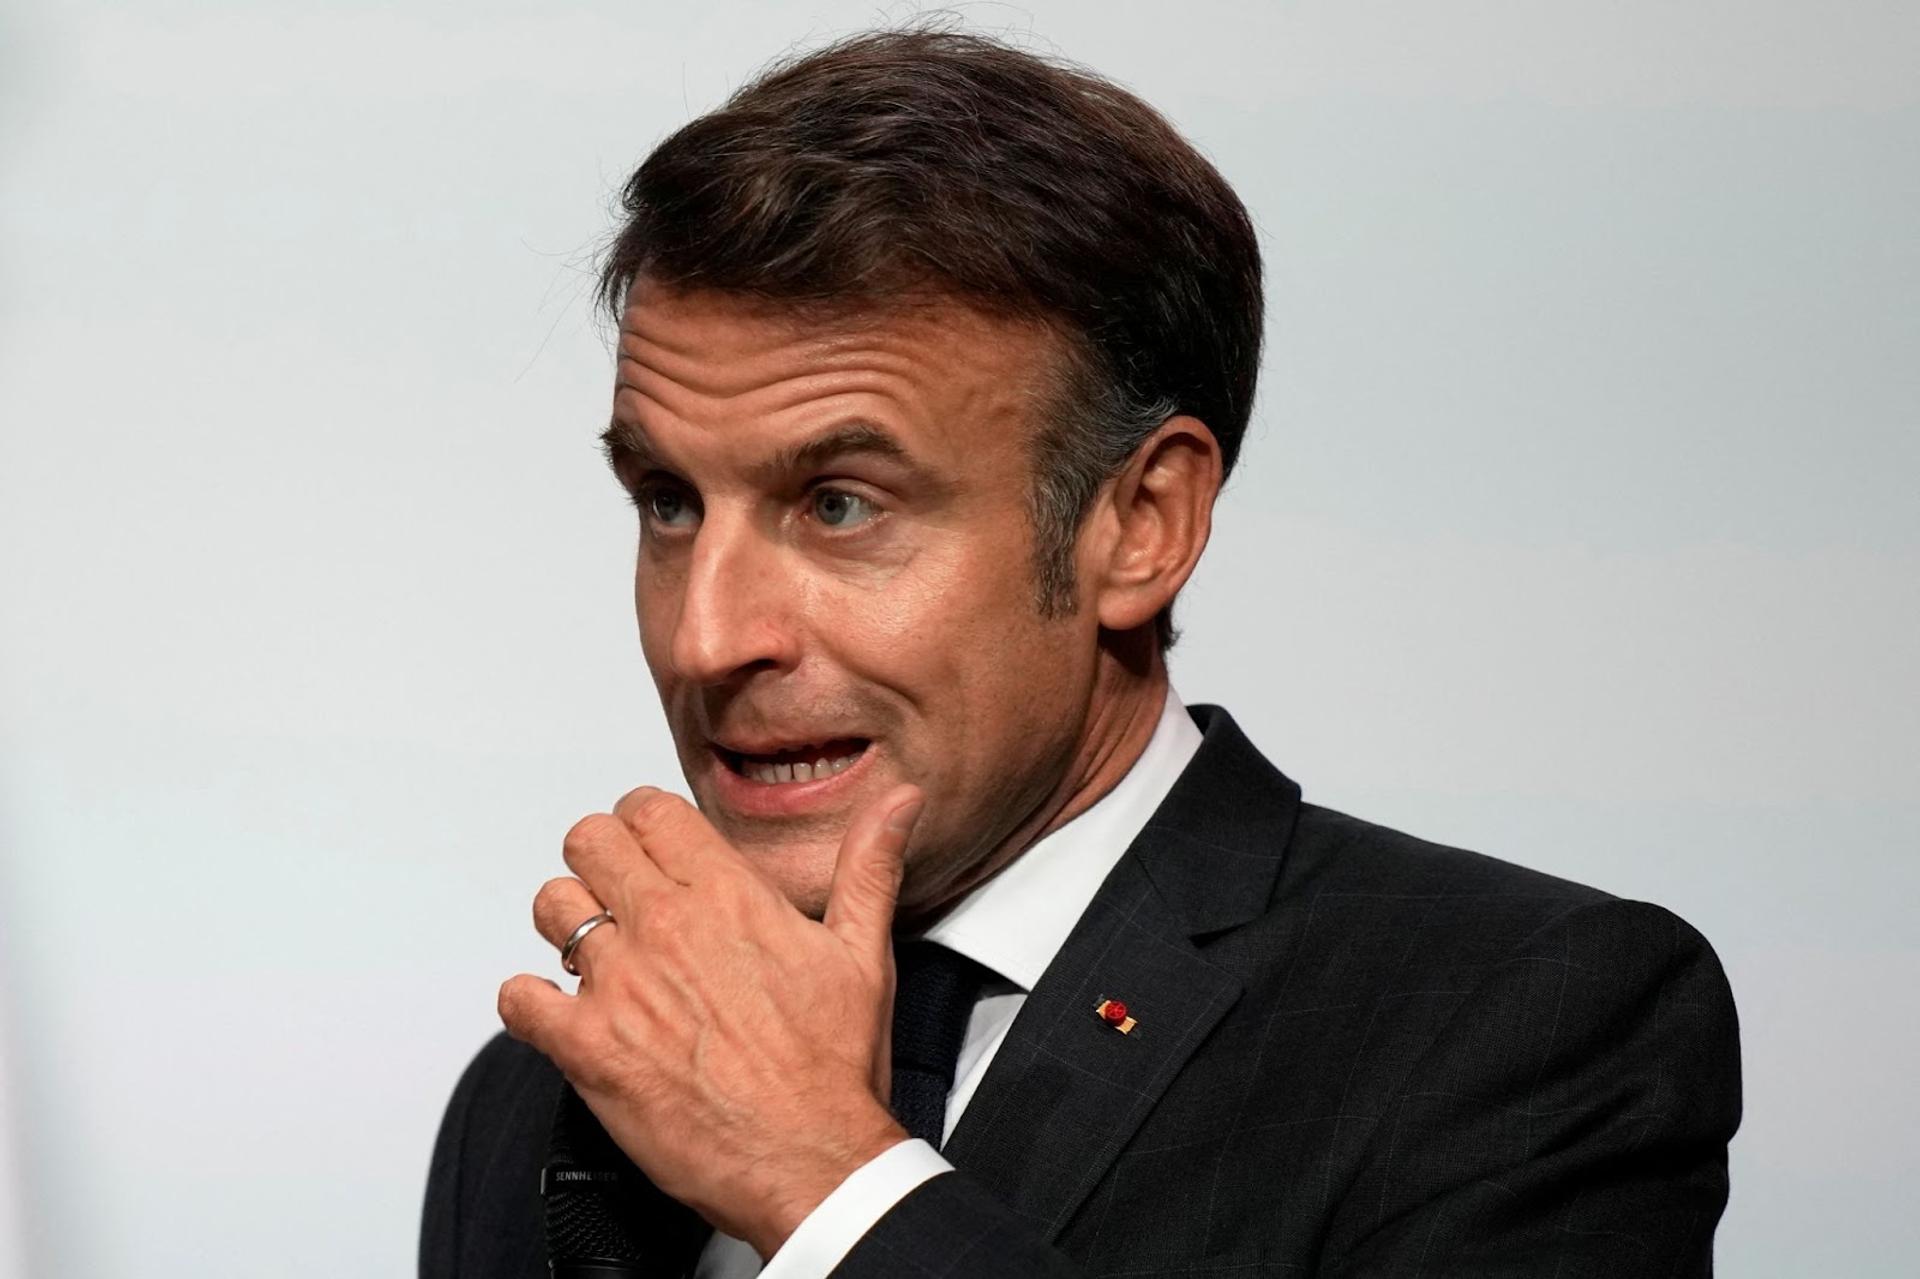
[696,687,1205,1278]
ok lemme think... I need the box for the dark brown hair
[600,27,1264,649]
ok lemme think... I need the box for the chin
[729,832,839,919]
[765,869,836,921]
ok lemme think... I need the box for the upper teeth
[744,750,862,785]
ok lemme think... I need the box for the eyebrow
[762,423,910,479]
[598,417,655,472]
[598,418,915,482]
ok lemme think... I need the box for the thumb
[824,784,923,952]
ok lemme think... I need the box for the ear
[1087,414,1223,634]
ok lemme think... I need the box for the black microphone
[543,1084,711,1278]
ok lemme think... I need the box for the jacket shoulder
[1177,706,1617,934]
[1287,801,1617,913]
[1204,801,1649,997]
[1323,884,1742,1271]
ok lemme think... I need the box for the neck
[900,637,1169,930]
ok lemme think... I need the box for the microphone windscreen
[543,1085,711,1277]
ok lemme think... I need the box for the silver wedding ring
[559,910,616,976]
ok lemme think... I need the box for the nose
[664,513,800,686]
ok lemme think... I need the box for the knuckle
[538,889,601,942]
[562,813,623,859]
[612,784,658,815]
[531,876,578,921]
[630,789,686,829]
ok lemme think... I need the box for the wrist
[742,1107,909,1260]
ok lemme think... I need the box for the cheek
[837,533,1091,760]
[818,531,1032,684]
[634,559,682,682]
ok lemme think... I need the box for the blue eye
[633,480,699,530]
[812,488,875,528]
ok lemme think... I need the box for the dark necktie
[889,939,993,1148]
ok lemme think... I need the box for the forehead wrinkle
[613,296,1047,481]
[616,357,918,456]
[601,393,692,473]
[620,331,969,451]
[607,375,905,484]
[619,295,1016,406]
[619,347,943,428]
[616,312,874,402]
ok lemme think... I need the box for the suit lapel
[941,704,1300,1241]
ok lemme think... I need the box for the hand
[497,783,925,1259]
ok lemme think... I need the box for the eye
[810,487,877,529]
[630,477,700,531]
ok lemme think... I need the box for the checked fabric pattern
[421,705,1740,1279]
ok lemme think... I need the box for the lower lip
[707,743,876,818]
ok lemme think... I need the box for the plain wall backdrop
[1,2,1915,1275]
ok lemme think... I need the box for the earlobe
[1092,415,1221,634]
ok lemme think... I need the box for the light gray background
[1,2,1914,1275]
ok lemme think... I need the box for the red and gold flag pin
[1095,997,1137,1034]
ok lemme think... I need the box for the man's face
[606,282,1103,918]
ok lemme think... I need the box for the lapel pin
[1095,997,1137,1034]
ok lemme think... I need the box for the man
[421,28,1741,1278]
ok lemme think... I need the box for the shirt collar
[920,686,1204,991]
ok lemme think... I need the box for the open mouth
[715,738,870,785]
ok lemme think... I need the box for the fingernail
[886,798,924,834]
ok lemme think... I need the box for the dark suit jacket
[421,705,1741,1277]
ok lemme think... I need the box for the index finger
[611,786,745,885]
